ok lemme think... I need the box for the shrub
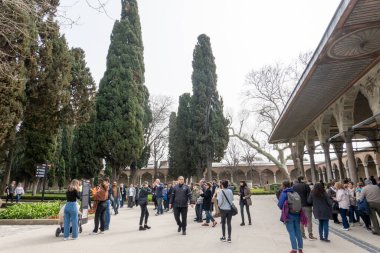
[0,202,61,219]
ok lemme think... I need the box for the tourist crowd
[277,175,380,253]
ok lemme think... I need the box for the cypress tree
[61,125,73,179]
[190,34,229,180]
[168,112,178,178]
[20,18,72,181]
[72,111,102,179]
[96,0,147,180]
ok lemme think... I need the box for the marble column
[273,171,277,184]
[322,170,327,183]
[318,171,321,181]
[307,146,317,183]
[321,142,333,182]
[376,164,380,178]
[343,132,358,183]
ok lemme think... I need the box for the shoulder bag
[221,190,238,216]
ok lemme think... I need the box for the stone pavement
[0,195,378,253]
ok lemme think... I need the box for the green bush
[0,202,62,219]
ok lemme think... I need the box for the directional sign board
[35,165,47,178]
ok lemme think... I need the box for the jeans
[16,194,21,203]
[139,203,149,226]
[93,201,106,233]
[156,197,163,214]
[240,203,251,224]
[105,200,111,230]
[205,210,215,223]
[349,205,358,223]
[174,206,188,231]
[220,209,232,239]
[339,208,349,229]
[113,197,119,214]
[318,219,329,240]
[285,214,303,250]
[64,202,78,239]
[120,195,125,208]
[301,206,313,236]
[195,203,202,221]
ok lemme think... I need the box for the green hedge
[0,202,61,219]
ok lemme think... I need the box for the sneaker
[220,237,226,242]
[248,221,252,225]
[178,226,181,232]
[63,237,69,241]
[309,234,317,240]
[99,231,104,234]
[298,250,303,253]
[342,228,349,231]
[202,223,209,226]
[322,239,331,243]
[144,225,151,229]
[155,213,160,216]
[89,231,98,235]
[289,251,297,253]
[302,234,307,239]
[212,221,218,227]
[240,222,245,226]
[139,226,146,231]
[182,231,186,235]
[227,238,231,243]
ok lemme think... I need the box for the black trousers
[240,203,251,223]
[6,193,13,203]
[93,201,106,232]
[139,203,149,226]
[128,196,134,208]
[220,209,232,239]
[174,206,188,231]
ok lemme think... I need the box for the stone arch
[365,155,377,178]
[233,169,246,183]
[141,172,153,184]
[261,169,274,185]
[356,158,366,180]
[247,169,260,186]
[358,63,380,115]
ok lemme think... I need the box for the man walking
[128,184,136,208]
[154,179,164,215]
[170,176,192,235]
[360,177,380,235]
[293,176,317,240]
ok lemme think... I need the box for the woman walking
[217,180,234,243]
[334,182,350,231]
[64,179,81,240]
[238,181,252,226]
[278,180,304,253]
[200,182,217,227]
[307,183,332,242]
[15,183,24,203]
[138,181,152,231]
[111,182,120,215]
[91,179,109,235]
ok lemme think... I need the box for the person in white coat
[334,182,350,231]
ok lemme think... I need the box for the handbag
[221,190,238,216]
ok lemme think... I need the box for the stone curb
[0,216,94,225]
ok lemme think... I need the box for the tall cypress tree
[20,18,72,181]
[191,34,229,180]
[72,111,102,179]
[96,0,147,180]
[168,112,178,178]
[173,94,195,178]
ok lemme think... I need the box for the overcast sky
[62,0,341,113]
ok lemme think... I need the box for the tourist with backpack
[293,176,316,240]
[278,180,305,253]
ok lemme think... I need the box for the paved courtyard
[1,195,379,253]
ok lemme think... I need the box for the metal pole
[41,163,48,202]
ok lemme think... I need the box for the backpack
[287,192,302,214]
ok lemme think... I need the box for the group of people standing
[4,181,24,203]
[277,175,380,253]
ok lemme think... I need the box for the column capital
[342,131,354,143]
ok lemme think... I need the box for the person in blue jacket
[278,180,303,253]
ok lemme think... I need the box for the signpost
[35,163,49,201]
[81,180,90,224]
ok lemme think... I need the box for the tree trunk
[154,160,158,179]
[32,178,40,196]
[0,147,13,194]
[207,160,212,181]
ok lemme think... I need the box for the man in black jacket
[293,176,316,240]
[169,176,192,235]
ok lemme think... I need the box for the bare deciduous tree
[229,52,312,178]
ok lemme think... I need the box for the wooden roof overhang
[269,0,380,144]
